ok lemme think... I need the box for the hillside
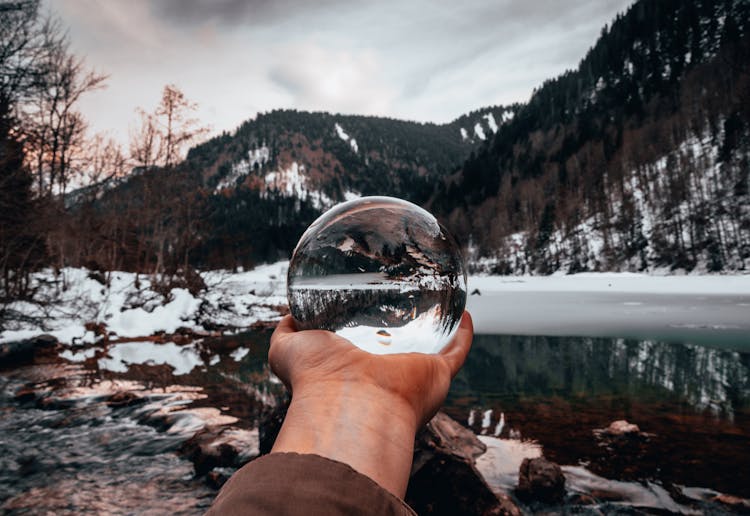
[186,106,517,206]
[433,0,750,274]
[54,0,750,275]
[181,106,518,266]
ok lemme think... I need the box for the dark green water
[442,334,750,497]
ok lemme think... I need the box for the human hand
[268,312,473,497]
[269,311,473,427]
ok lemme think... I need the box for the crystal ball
[287,196,467,355]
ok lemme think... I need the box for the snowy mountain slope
[436,0,750,274]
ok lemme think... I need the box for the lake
[442,333,750,500]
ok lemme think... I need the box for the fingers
[439,311,473,378]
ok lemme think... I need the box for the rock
[87,270,107,285]
[603,420,640,435]
[406,412,522,516]
[0,334,59,367]
[471,288,481,296]
[412,411,487,471]
[592,420,655,481]
[84,322,108,338]
[182,427,259,477]
[106,391,144,408]
[516,457,566,504]
[205,467,235,489]
[713,493,750,510]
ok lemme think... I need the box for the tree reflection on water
[444,334,750,497]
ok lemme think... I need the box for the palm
[269,313,473,425]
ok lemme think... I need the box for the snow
[475,435,542,491]
[0,262,289,346]
[230,347,250,361]
[343,190,361,202]
[334,123,358,153]
[481,409,493,431]
[476,435,702,512]
[334,122,349,141]
[264,161,334,209]
[107,288,202,338]
[215,145,269,192]
[98,341,203,375]
[482,124,749,276]
[265,162,306,197]
[469,273,750,295]
[484,113,498,133]
[60,348,96,362]
[460,127,469,141]
[2,260,747,350]
[466,273,750,342]
[473,122,486,140]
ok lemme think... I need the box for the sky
[47,0,634,146]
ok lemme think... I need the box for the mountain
[186,106,518,208]
[432,0,750,274]
[180,106,518,266]
[62,0,749,276]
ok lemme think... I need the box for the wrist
[271,380,419,497]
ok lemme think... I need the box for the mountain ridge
[61,0,750,274]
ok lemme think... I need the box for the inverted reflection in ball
[287,196,467,355]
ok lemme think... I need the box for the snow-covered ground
[2,262,748,348]
[0,262,288,345]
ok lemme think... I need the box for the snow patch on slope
[215,145,270,191]
[474,122,486,140]
[484,113,498,133]
[335,123,358,153]
[264,162,335,209]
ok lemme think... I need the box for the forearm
[271,381,419,498]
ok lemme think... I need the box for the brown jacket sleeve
[206,452,416,516]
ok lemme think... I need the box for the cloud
[268,42,396,115]
[46,0,636,144]
[152,0,348,27]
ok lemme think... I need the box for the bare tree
[157,84,206,167]
[129,108,163,170]
[130,84,207,169]
[24,36,106,195]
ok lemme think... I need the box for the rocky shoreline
[2,332,750,515]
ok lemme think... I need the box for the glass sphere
[287,196,467,355]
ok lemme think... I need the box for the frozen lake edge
[467,273,750,348]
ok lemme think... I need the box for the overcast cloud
[46,0,634,145]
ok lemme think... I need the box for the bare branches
[130,84,208,169]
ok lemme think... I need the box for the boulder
[0,334,59,367]
[406,412,522,516]
[516,457,566,504]
[106,390,144,408]
[601,420,640,435]
[182,427,259,477]
[592,419,655,481]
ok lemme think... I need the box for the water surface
[442,333,750,498]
